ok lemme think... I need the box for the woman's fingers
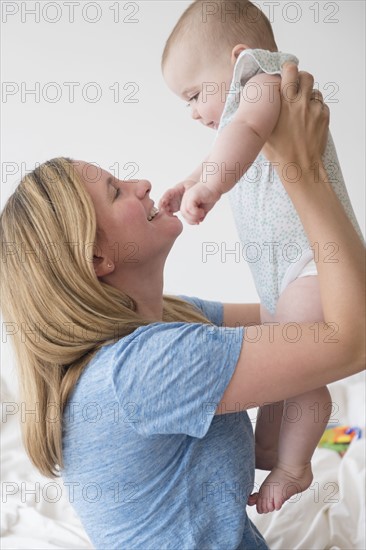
[310,91,330,143]
[297,71,315,101]
[264,64,331,170]
[281,64,317,105]
[280,62,299,101]
[323,102,330,123]
[310,89,324,103]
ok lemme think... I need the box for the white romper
[218,49,363,314]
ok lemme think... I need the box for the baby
[160,0,363,513]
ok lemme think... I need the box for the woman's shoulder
[87,319,206,378]
[109,295,224,357]
[69,297,225,404]
[102,295,224,356]
[178,294,223,325]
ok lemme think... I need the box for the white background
[1,0,365,307]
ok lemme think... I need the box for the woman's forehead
[73,160,111,185]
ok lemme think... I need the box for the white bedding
[1,359,365,550]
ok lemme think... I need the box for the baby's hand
[181,183,221,225]
[159,180,196,214]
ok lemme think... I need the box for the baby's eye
[186,93,199,107]
[114,187,120,199]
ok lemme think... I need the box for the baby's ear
[231,44,250,64]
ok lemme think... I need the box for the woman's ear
[93,255,114,278]
[231,44,250,65]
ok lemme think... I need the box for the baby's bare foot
[249,461,313,514]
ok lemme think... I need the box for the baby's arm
[181,73,282,224]
[159,156,209,214]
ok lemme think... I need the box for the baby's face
[163,44,233,130]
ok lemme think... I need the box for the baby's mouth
[207,122,218,130]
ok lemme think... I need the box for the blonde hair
[0,157,211,478]
[162,0,278,67]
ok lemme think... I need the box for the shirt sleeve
[111,322,244,439]
[178,295,224,326]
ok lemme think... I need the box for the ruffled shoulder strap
[232,49,299,87]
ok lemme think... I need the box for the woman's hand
[263,63,330,176]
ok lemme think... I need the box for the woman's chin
[169,217,184,242]
[165,216,184,251]
[159,208,184,234]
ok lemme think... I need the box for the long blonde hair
[0,157,211,478]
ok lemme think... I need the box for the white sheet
[1,358,365,549]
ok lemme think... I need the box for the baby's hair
[162,0,278,68]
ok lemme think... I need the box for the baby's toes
[260,493,269,514]
[266,496,275,513]
[257,484,275,514]
[256,492,265,514]
[274,492,285,511]
[247,493,258,506]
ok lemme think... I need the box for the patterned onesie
[218,49,363,314]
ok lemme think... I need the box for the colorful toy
[318,425,362,456]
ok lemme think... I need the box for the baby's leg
[254,401,283,470]
[253,276,332,513]
[255,304,283,470]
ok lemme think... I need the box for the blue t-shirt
[61,297,268,550]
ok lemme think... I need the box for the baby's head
[162,0,277,128]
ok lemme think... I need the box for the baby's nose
[191,107,201,121]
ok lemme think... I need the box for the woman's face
[74,161,183,272]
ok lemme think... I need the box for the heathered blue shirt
[61,297,268,549]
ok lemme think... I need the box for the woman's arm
[223,303,261,327]
[218,65,365,412]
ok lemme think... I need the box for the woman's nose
[130,179,151,199]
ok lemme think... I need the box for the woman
[0,65,364,549]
